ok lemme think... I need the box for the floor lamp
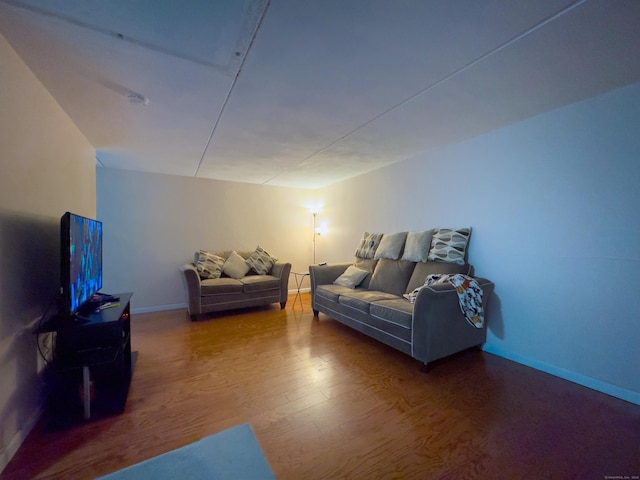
[312,212,318,264]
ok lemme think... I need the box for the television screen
[60,212,103,316]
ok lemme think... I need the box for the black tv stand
[36,292,134,427]
[97,292,120,302]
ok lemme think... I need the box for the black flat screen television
[60,212,103,317]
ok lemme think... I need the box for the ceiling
[1,0,639,189]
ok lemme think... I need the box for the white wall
[95,83,640,405]
[96,168,318,311]
[319,82,640,404]
[0,33,96,471]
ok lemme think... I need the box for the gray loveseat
[309,229,494,367]
[181,249,291,320]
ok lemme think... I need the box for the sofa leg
[280,302,286,309]
[190,314,198,322]
[420,362,432,373]
[313,309,319,317]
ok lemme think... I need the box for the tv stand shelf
[36,292,134,427]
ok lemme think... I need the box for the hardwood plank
[2,293,639,479]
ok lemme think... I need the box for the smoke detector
[126,92,149,107]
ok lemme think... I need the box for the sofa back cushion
[214,250,254,260]
[405,261,474,293]
[368,259,416,296]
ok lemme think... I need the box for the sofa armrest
[180,263,202,315]
[411,277,494,365]
[270,262,289,279]
[309,263,350,285]
[271,262,292,304]
[309,263,351,313]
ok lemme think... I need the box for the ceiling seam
[194,0,271,178]
[0,0,233,72]
[262,0,590,186]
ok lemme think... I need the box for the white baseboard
[131,303,186,314]
[288,287,310,294]
[0,406,43,474]
[482,344,640,406]
[131,293,314,314]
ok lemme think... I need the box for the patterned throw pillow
[195,250,225,279]
[427,228,471,265]
[223,251,251,279]
[246,245,276,275]
[354,232,383,259]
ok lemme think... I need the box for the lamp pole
[313,212,317,264]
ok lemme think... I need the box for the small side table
[292,271,310,310]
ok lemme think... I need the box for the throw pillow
[353,257,378,289]
[195,250,225,279]
[246,245,276,275]
[374,231,408,260]
[333,265,370,289]
[223,251,251,279]
[354,232,383,259]
[401,230,434,262]
[427,228,471,265]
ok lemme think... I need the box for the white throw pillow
[401,230,434,262]
[374,232,408,260]
[333,265,369,289]
[223,251,251,279]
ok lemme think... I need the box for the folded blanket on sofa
[404,274,484,328]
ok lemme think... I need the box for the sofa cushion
[246,245,276,275]
[370,298,414,330]
[401,230,434,262]
[223,251,251,279]
[428,228,471,265]
[201,277,244,295]
[316,284,359,303]
[368,259,416,296]
[334,265,369,289]
[374,232,408,260]
[354,232,383,259]
[241,275,280,293]
[405,261,473,293]
[195,250,225,279]
[338,290,399,314]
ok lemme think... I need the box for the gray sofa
[309,231,494,367]
[181,250,291,320]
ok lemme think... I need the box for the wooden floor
[3,293,640,479]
